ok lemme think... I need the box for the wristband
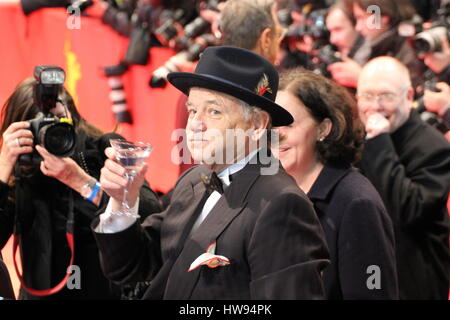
[87,181,101,202]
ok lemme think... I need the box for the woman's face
[273,90,321,175]
[50,98,71,119]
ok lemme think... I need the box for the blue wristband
[87,181,101,202]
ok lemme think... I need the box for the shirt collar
[217,148,260,187]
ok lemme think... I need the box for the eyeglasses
[356,91,405,104]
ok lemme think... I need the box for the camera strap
[12,184,75,297]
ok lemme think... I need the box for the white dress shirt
[97,149,260,234]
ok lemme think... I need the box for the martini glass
[109,139,153,218]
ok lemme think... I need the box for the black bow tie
[200,171,224,195]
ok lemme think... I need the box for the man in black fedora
[92,46,330,299]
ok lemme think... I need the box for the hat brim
[167,72,293,126]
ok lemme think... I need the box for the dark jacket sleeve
[92,211,165,285]
[338,198,398,299]
[91,167,197,285]
[361,133,450,226]
[0,181,14,250]
[248,192,330,299]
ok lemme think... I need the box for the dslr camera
[20,66,77,165]
[412,3,450,54]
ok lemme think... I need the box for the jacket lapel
[161,179,208,260]
[164,161,263,299]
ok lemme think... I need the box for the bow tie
[200,172,224,195]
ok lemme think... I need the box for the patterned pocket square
[188,241,230,272]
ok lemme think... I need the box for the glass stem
[122,172,136,212]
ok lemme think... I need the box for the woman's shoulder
[330,168,384,207]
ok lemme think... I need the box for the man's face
[326,8,358,55]
[185,87,254,169]
[357,69,411,132]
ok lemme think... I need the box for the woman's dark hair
[0,77,103,139]
[279,68,365,167]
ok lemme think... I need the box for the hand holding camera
[424,81,450,116]
[327,56,361,88]
[0,121,33,183]
[35,144,93,193]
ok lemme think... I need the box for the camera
[173,15,211,51]
[412,3,450,54]
[20,66,77,165]
[154,9,188,46]
[149,33,217,88]
[316,44,342,65]
[414,26,450,54]
[285,9,330,50]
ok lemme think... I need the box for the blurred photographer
[0,69,161,299]
[319,0,362,87]
[328,0,424,89]
[277,0,329,70]
[326,0,359,59]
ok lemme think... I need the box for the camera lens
[413,26,447,54]
[40,123,76,157]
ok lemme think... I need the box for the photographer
[328,0,425,89]
[0,74,161,299]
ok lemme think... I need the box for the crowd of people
[0,0,449,300]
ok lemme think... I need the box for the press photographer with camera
[0,66,161,299]
[328,0,425,90]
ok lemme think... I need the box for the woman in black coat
[0,77,161,299]
[273,68,398,299]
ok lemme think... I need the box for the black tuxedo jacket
[93,152,330,299]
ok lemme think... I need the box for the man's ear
[252,111,271,141]
[257,27,273,55]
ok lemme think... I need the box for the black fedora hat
[167,46,293,126]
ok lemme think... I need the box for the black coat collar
[307,165,351,201]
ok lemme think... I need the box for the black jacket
[359,110,450,299]
[93,151,330,299]
[308,165,398,299]
[0,131,162,300]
